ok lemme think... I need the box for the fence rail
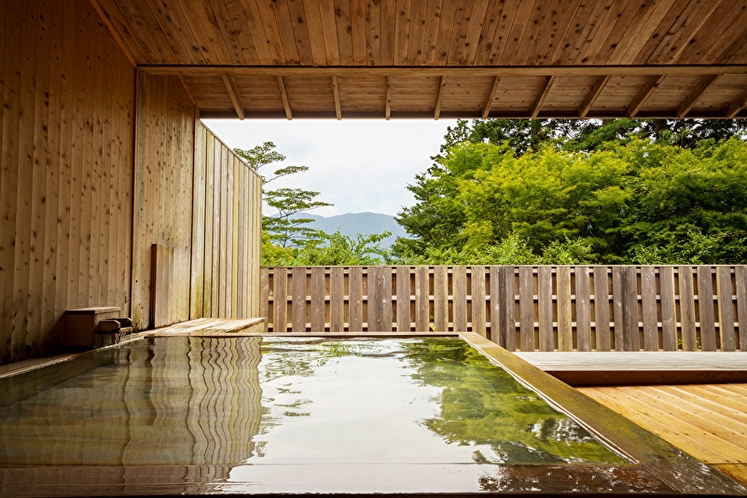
[259,266,747,352]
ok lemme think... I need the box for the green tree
[234,142,331,249]
[293,230,392,266]
[395,127,747,265]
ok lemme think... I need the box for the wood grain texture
[190,123,263,324]
[1,0,134,364]
[73,0,747,119]
[259,266,747,353]
[575,267,591,352]
[581,383,747,476]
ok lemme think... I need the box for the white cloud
[202,119,459,216]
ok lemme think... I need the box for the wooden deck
[580,383,747,488]
[516,352,747,386]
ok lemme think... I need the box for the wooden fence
[260,266,747,352]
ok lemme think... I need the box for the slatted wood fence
[260,266,747,352]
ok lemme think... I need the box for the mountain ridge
[290,211,406,248]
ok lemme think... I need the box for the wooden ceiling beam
[579,75,610,118]
[332,76,342,120]
[726,88,747,118]
[142,65,747,79]
[277,76,293,120]
[385,76,392,120]
[222,75,245,120]
[482,76,502,119]
[434,76,447,120]
[89,0,138,67]
[676,75,720,118]
[530,75,556,119]
[627,75,665,118]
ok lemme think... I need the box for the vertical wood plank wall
[0,1,264,365]
[131,76,263,330]
[130,73,195,330]
[0,0,135,363]
[189,123,263,322]
[260,266,747,352]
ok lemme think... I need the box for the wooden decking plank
[697,384,747,409]
[715,384,747,396]
[580,387,738,464]
[713,464,747,488]
[657,385,747,426]
[516,351,747,371]
[616,386,747,461]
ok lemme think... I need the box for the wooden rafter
[88,0,137,67]
[385,76,392,120]
[178,75,197,107]
[627,75,666,118]
[579,75,610,118]
[530,75,556,119]
[677,75,720,118]
[434,76,447,120]
[332,76,342,120]
[277,76,293,120]
[222,75,245,120]
[726,88,747,118]
[482,76,502,119]
[143,65,747,78]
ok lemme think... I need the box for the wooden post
[576,266,592,352]
[538,266,554,351]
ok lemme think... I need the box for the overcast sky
[202,119,459,217]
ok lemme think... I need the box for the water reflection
[0,337,263,467]
[1,336,641,495]
[239,337,625,468]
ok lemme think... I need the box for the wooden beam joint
[482,76,502,119]
[434,76,447,120]
[579,75,610,118]
[222,75,245,120]
[385,76,392,120]
[677,75,719,118]
[332,76,342,120]
[277,76,293,120]
[530,75,556,119]
[726,88,747,118]
[628,75,665,118]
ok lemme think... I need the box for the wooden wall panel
[187,123,263,323]
[0,0,135,364]
[130,72,194,330]
[261,266,747,353]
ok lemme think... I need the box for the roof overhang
[94,0,747,120]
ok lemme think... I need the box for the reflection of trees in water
[400,338,626,464]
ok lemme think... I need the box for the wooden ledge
[516,351,747,386]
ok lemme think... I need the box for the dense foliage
[395,119,747,265]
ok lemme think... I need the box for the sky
[202,119,460,217]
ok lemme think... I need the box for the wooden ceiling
[93,0,747,119]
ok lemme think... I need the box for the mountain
[291,212,407,248]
